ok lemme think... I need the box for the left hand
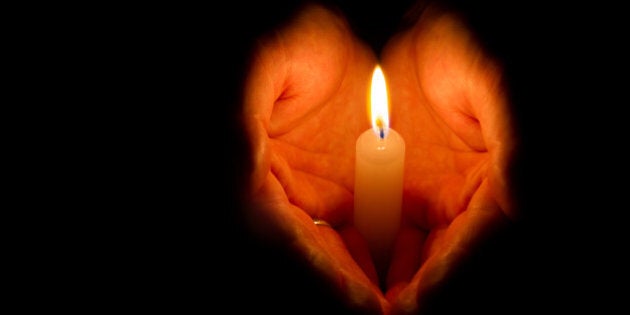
[379,4,519,313]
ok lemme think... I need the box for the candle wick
[379,128,385,139]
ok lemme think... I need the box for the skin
[241,2,519,314]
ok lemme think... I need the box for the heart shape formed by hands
[241,2,520,314]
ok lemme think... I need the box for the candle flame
[370,65,389,139]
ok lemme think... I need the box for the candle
[354,65,405,282]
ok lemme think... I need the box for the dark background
[101,0,624,313]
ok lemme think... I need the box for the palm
[262,51,374,226]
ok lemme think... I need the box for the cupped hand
[242,3,388,314]
[241,1,520,315]
[380,4,519,314]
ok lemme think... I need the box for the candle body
[354,128,405,279]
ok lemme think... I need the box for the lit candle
[354,65,405,282]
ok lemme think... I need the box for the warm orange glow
[370,65,389,138]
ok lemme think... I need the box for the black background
[96,0,625,313]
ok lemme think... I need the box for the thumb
[390,180,511,314]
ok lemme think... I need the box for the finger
[338,226,379,287]
[324,225,391,314]
[242,3,356,137]
[407,7,519,219]
[408,7,507,152]
[385,225,426,298]
[242,3,377,221]
[246,170,387,313]
[390,180,511,314]
[382,6,519,221]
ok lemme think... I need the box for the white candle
[354,65,405,282]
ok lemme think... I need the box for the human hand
[379,3,519,314]
[241,1,519,314]
[241,3,389,314]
